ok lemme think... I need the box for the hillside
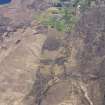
[0,0,105,105]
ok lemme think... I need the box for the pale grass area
[0,23,46,105]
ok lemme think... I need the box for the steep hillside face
[69,7,105,105]
[0,1,105,105]
[24,7,105,105]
